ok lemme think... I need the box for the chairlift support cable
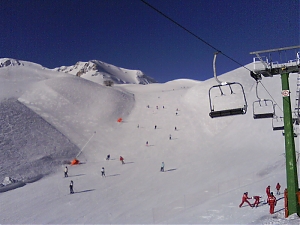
[140,0,253,73]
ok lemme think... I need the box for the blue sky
[1,0,299,83]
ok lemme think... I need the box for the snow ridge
[53,60,157,85]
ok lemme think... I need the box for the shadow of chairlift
[208,52,248,118]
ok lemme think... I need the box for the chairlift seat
[209,108,246,118]
[273,126,284,131]
[253,112,274,119]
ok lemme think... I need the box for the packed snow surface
[0,58,300,224]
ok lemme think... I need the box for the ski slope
[0,60,299,224]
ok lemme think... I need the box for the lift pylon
[250,46,300,217]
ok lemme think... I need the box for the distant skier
[252,195,262,207]
[156,106,158,109]
[169,134,172,140]
[266,185,271,198]
[101,167,105,177]
[64,166,68,177]
[175,126,177,131]
[176,112,178,116]
[267,192,277,214]
[120,156,125,164]
[155,125,157,129]
[106,154,110,160]
[161,162,165,172]
[146,141,148,146]
[276,183,281,195]
[239,192,252,208]
[137,124,139,128]
[69,180,74,194]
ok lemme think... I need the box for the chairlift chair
[252,81,275,119]
[208,52,248,118]
[272,116,284,131]
[253,99,275,119]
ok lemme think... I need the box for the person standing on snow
[64,166,68,177]
[101,167,105,177]
[69,180,74,194]
[252,196,262,207]
[106,154,110,160]
[267,192,277,214]
[120,156,125,164]
[276,183,281,195]
[239,192,252,208]
[266,185,271,198]
[169,134,172,140]
[161,162,165,172]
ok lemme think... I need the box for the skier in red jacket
[120,156,125,164]
[276,183,281,195]
[267,192,277,214]
[252,195,261,207]
[239,192,253,208]
[266,185,271,197]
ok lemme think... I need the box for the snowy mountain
[53,60,157,85]
[0,58,300,224]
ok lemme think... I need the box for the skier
[239,192,252,208]
[120,156,125,164]
[175,126,177,131]
[252,196,262,207]
[101,167,105,177]
[276,183,281,195]
[64,166,68,177]
[169,134,172,140]
[69,180,74,194]
[137,124,139,128]
[146,141,148,146]
[161,162,165,172]
[154,125,157,129]
[266,185,271,198]
[106,154,110,160]
[267,192,277,214]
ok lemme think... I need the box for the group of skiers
[142,105,180,145]
[239,183,281,214]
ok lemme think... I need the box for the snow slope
[0,59,299,224]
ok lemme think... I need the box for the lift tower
[250,45,300,216]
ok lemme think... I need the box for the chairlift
[272,116,284,131]
[208,52,247,118]
[252,81,275,119]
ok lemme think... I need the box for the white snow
[53,60,157,85]
[0,58,299,224]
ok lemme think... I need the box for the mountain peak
[53,60,157,85]
[0,58,24,67]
